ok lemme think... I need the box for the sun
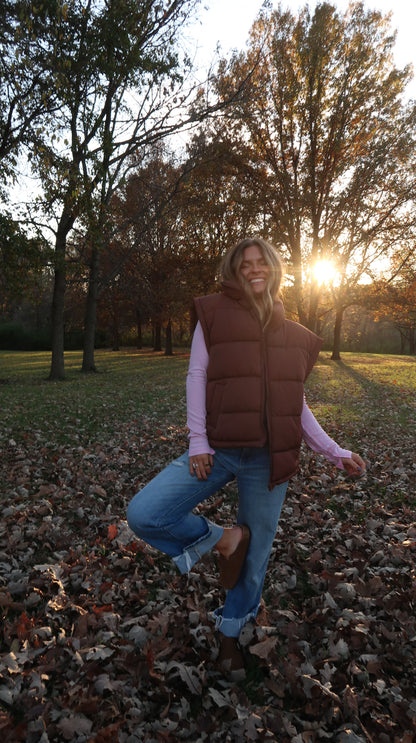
[312,259,338,285]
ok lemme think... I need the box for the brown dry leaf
[1,369,416,742]
[342,684,359,719]
[249,635,278,658]
[57,715,93,740]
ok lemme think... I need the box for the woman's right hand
[189,453,214,480]
[341,452,366,477]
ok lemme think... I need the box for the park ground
[0,349,416,742]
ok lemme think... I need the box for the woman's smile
[239,244,270,294]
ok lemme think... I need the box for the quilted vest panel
[193,283,323,487]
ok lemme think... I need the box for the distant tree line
[1,1,416,373]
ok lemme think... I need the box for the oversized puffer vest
[193,281,323,488]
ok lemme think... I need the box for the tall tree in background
[22,0,201,379]
[79,0,206,373]
[214,1,416,349]
[105,148,191,353]
[0,213,46,313]
[370,253,416,355]
[95,133,262,355]
[179,131,266,284]
[0,0,60,190]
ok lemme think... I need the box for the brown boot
[217,635,246,680]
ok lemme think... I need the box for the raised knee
[126,495,158,536]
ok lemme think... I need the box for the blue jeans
[127,447,288,638]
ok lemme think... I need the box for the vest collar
[221,280,285,331]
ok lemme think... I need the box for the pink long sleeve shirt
[186,321,351,469]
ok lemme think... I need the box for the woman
[127,237,365,676]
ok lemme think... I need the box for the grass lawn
[1,347,414,450]
[0,348,190,446]
[306,351,416,448]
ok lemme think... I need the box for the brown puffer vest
[193,281,323,488]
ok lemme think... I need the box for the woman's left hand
[341,452,366,477]
[189,453,214,480]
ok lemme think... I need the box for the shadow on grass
[333,358,387,396]
[331,357,415,431]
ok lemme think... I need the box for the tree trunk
[399,330,406,355]
[292,252,307,326]
[136,307,142,349]
[49,258,66,380]
[82,244,100,373]
[112,323,120,351]
[165,319,173,356]
[307,280,320,332]
[178,322,186,343]
[410,327,416,356]
[49,215,75,380]
[153,322,162,351]
[331,307,344,360]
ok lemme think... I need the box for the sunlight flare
[312,259,338,285]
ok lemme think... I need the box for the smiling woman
[126,235,365,679]
[239,244,270,294]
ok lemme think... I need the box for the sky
[188,0,416,98]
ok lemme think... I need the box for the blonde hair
[220,237,283,327]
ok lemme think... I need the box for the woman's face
[239,244,270,295]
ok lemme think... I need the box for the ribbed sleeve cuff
[188,433,215,457]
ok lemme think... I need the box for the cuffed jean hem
[211,605,259,638]
[172,517,224,574]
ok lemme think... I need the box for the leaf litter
[1,360,416,742]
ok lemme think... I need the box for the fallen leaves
[1,357,416,742]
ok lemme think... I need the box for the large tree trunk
[136,307,142,349]
[331,307,344,360]
[153,322,162,351]
[49,212,75,380]
[49,258,66,380]
[165,319,173,356]
[82,244,100,373]
[399,330,406,355]
[306,226,320,331]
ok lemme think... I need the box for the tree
[213,1,416,351]
[0,0,60,189]
[102,148,192,354]
[179,131,266,287]
[23,0,254,378]
[102,133,265,352]
[370,254,416,355]
[23,0,202,378]
[0,212,46,314]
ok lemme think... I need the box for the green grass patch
[309,352,416,398]
[0,348,189,446]
[305,352,416,446]
[0,349,415,451]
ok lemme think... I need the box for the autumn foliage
[1,350,415,741]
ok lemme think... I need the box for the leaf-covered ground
[1,350,416,742]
